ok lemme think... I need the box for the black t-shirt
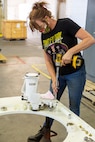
[41,18,83,75]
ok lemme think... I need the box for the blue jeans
[43,65,86,128]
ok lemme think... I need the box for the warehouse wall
[0,0,4,34]
[59,0,88,28]
[7,0,57,20]
[7,0,26,19]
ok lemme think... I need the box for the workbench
[0,96,95,142]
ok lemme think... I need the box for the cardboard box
[2,20,27,39]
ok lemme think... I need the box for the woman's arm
[43,50,57,94]
[61,28,95,65]
[70,28,95,54]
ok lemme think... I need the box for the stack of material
[2,20,27,40]
[83,80,95,105]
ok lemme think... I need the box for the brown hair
[29,1,52,31]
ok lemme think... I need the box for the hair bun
[33,2,47,9]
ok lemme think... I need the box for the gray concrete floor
[0,37,95,142]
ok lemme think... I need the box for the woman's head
[29,1,53,33]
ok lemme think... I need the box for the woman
[27,1,95,142]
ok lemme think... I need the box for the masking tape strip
[32,64,51,80]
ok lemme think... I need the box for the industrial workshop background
[0,0,95,81]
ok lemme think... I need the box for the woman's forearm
[45,60,56,82]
